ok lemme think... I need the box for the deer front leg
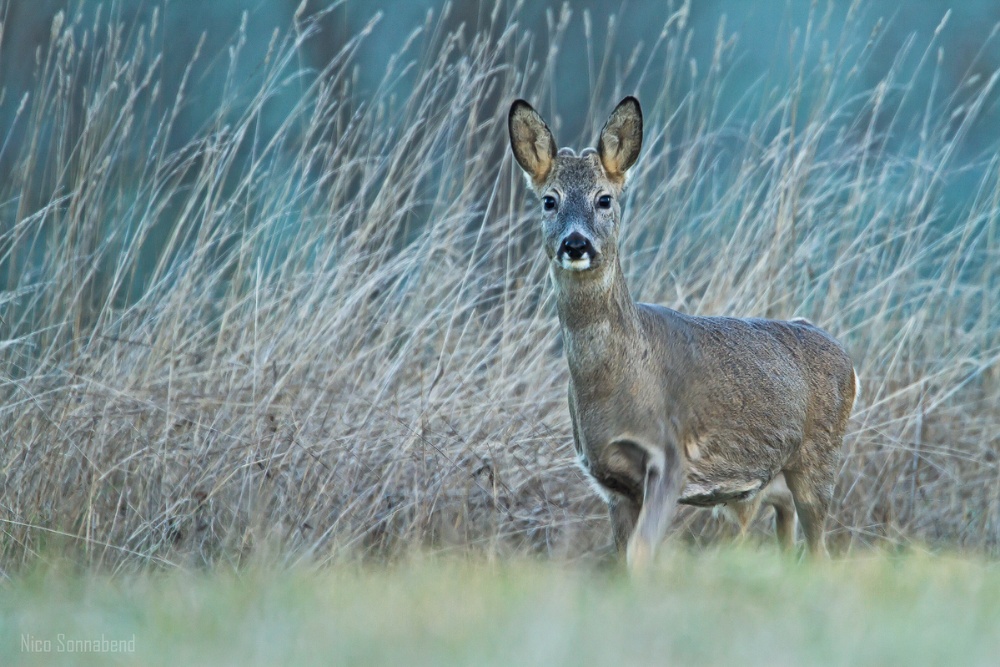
[608,495,640,556]
[626,450,684,571]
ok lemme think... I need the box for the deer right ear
[508,100,556,190]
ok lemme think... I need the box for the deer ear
[508,99,556,189]
[598,96,643,186]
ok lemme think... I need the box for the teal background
[1,1,997,231]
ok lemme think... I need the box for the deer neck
[553,257,642,380]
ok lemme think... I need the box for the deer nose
[560,232,593,260]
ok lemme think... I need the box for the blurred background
[2,0,998,192]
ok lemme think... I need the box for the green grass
[4,549,1000,666]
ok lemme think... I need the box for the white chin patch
[559,256,592,271]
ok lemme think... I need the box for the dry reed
[1,3,998,574]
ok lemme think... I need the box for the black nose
[560,232,593,260]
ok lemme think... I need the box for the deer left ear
[598,96,643,186]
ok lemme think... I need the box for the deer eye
[542,195,558,211]
[597,194,612,209]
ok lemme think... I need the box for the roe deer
[508,96,857,569]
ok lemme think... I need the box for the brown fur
[509,97,857,570]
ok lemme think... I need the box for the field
[2,549,1000,666]
[1,1,1000,661]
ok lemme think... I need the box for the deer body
[509,97,856,569]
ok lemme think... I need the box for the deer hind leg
[717,495,763,543]
[782,444,838,557]
[773,500,797,552]
[764,473,797,552]
[718,482,794,551]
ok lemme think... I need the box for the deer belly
[679,433,791,507]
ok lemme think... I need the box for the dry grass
[1,3,999,574]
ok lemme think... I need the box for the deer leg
[772,497,797,552]
[783,461,836,557]
[608,495,640,557]
[729,496,762,543]
[764,474,798,552]
[714,498,753,545]
[626,455,683,571]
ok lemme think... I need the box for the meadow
[0,1,999,660]
[4,549,1000,666]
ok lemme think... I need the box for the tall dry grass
[1,3,998,573]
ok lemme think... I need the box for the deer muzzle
[557,231,597,270]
